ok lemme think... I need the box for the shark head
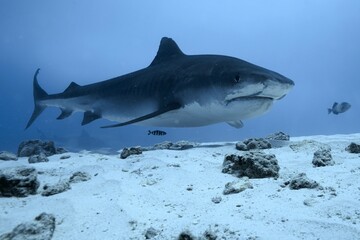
[218,57,295,103]
[208,56,294,125]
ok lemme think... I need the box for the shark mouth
[224,80,293,106]
[225,94,274,106]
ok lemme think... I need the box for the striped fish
[148,130,167,136]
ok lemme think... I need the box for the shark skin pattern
[26,37,294,129]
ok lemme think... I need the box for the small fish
[328,102,351,115]
[148,130,167,136]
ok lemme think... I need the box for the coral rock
[0,151,18,161]
[223,179,253,195]
[120,147,142,159]
[284,173,320,190]
[235,138,271,151]
[266,131,290,141]
[0,167,39,197]
[312,149,334,167]
[28,153,49,164]
[149,141,198,151]
[41,180,71,197]
[345,142,360,154]
[223,152,280,178]
[144,227,159,239]
[18,139,66,157]
[69,171,91,183]
[0,213,55,240]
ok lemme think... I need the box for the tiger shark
[26,37,294,129]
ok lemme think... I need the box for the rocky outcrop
[0,167,39,197]
[60,155,71,159]
[17,140,67,157]
[265,132,291,148]
[178,231,196,240]
[312,148,334,167]
[0,213,55,240]
[177,229,220,240]
[222,152,280,178]
[235,138,271,151]
[223,178,253,195]
[147,141,198,151]
[0,151,18,161]
[144,227,160,239]
[265,131,290,141]
[28,153,49,164]
[120,141,199,159]
[69,171,91,183]
[345,142,360,154]
[41,180,71,197]
[120,147,143,159]
[283,173,320,190]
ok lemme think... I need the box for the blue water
[1,1,359,153]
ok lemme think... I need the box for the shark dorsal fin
[63,82,80,93]
[150,37,185,66]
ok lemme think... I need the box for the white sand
[1,133,360,239]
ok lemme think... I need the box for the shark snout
[273,73,294,85]
[260,75,294,100]
[225,74,294,103]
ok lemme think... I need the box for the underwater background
[0,0,359,153]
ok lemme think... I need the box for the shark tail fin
[327,108,332,114]
[25,68,48,129]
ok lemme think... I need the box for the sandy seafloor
[1,133,360,240]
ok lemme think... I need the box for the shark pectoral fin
[227,120,244,128]
[57,109,73,120]
[101,102,182,128]
[82,111,102,125]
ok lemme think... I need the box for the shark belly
[133,98,274,127]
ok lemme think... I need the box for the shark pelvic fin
[57,109,73,120]
[227,120,244,128]
[25,68,48,129]
[82,111,102,125]
[101,102,182,128]
[149,37,185,66]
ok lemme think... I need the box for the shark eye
[234,74,240,83]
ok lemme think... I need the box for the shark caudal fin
[25,68,49,129]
